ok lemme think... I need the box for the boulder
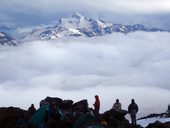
[146,121,167,128]
[44,96,63,107]
[72,99,88,113]
[0,107,26,128]
[61,100,74,110]
[101,109,129,128]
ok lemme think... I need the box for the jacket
[128,103,138,114]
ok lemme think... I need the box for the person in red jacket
[93,95,100,114]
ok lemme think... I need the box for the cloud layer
[1,32,170,89]
[1,0,170,14]
[0,32,170,116]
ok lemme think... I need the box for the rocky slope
[24,12,169,41]
[0,13,169,45]
[0,32,17,46]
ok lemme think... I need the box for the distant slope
[24,12,169,41]
[0,12,170,45]
[138,117,170,127]
[0,32,17,46]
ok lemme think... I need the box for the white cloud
[100,0,170,13]
[0,32,170,117]
[1,0,170,29]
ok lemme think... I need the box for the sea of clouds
[0,32,170,117]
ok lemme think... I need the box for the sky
[0,32,170,118]
[0,0,170,29]
[0,0,170,118]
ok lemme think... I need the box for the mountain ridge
[0,12,170,45]
[0,32,17,46]
[23,12,170,41]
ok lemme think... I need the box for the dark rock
[138,113,166,120]
[0,97,132,128]
[72,99,89,113]
[0,107,26,128]
[61,100,74,110]
[146,121,167,128]
[101,109,129,128]
[44,96,63,107]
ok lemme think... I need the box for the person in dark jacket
[28,104,36,117]
[128,99,138,125]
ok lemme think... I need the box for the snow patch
[96,19,107,28]
[0,32,5,37]
[138,117,170,127]
[68,28,81,35]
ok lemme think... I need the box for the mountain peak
[22,13,169,42]
[72,12,84,19]
[0,32,6,37]
[0,32,17,46]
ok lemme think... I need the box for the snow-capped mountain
[0,32,17,46]
[24,12,168,41]
[0,12,169,45]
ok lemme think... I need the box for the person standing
[167,104,170,117]
[93,95,100,114]
[128,99,138,126]
[113,99,122,110]
[28,104,36,117]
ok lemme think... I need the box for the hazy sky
[0,32,170,117]
[0,0,170,29]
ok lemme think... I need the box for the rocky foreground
[0,97,169,128]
